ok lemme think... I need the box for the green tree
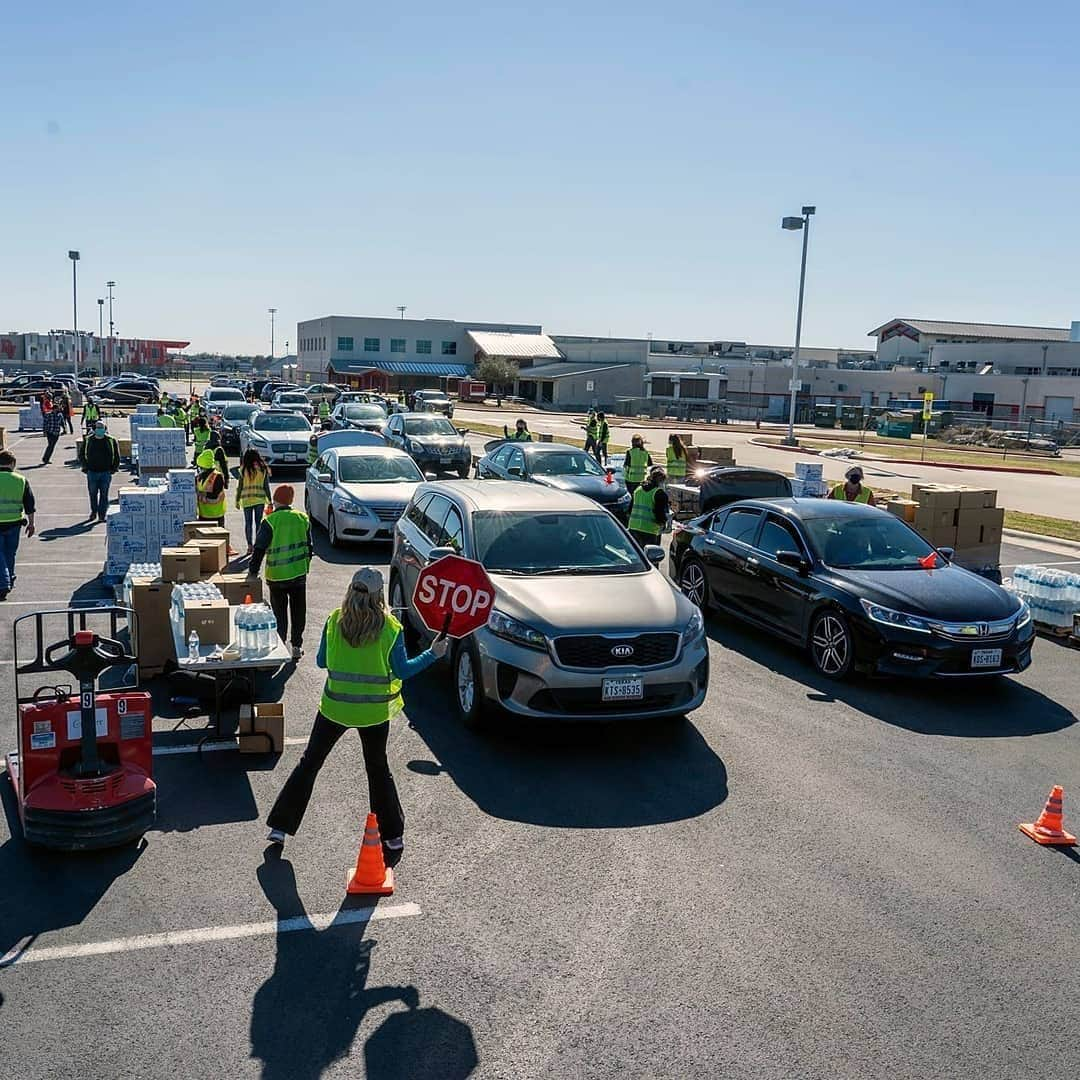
[476,356,519,406]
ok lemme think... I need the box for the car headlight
[409,440,424,454]
[487,608,547,651]
[614,492,632,506]
[335,495,370,517]
[248,433,268,445]
[1015,598,1032,628]
[683,608,704,643]
[859,599,932,634]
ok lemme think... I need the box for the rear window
[705,472,791,499]
[208,389,245,402]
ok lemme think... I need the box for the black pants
[268,577,307,647]
[630,528,661,548]
[42,432,61,463]
[64,415,74,434]
[267,712,404,839]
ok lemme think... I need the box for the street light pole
[68,250,81,379]
[781,207,815,445]
[106,281,116,377]
[97,299,104,376]
[268,308,277,361]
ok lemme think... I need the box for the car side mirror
[937,546,954,561]
[775,549,810,574]
[426,546,455,562]
[644,544,666,566]
[316,471,333,484]
[507,466,522,477]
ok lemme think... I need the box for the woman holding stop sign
[266,567,448,864]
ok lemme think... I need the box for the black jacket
[80,435,120,473]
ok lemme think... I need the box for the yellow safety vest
[320,610,403,727]
[830,483,871,504]
[508,431,532,441]
[586,417,599,438]
[263,507,311,582]
[318,401,330,419]
[157,414,176,427]
[628,485,662,536]
[193,428,211,452]
[196,470,226,518]
[84,403,99,423]
[237,466,269,509]
[665,446,687,480]
[0,471,27,523]
[626,447,650,484]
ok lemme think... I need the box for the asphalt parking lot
[1,424,1079,1080]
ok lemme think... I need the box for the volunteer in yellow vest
[156,407,176,428]
[235,448,272,554]
[318,399,331,422]
[246,485,313,659]
[192,416,212,458]
[829,465,876,506]
[623,434,652,494]
[265,567,447,857]
[195,448,227,522]
[666,433,688,482]
[82,400,100,433]
[505,419,532,441]
[628,465,670,547]
[0,451,36,600]
[582,410,599,457]
[175,402,189,443]
[595,411,610,465]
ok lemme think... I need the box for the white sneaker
[267,828,286,845]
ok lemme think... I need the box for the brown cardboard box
[951,542,1001,567]
[183,598,230,647]
[182,521,231,544]
[212,572,263,605]
[130,578,176,674]
[916,486,962,513]
[886,498,918,524]
[117,437,132,458]
[184,538,227,575]
[958,488,996,510]
[161,546,204,583]
[693,446,735,464]
[182,520,206,543]
[914,506,954,533]
[239,703,285,753]
[955,519,983,549]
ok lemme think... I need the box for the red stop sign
[412,554,496,639]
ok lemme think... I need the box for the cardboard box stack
[688,445,735,468]
[791,461,828,498]
[18,402,44,432]
[103,469,198,582]
[900,483,1004,568]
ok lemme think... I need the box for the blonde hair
[338,581,387,647]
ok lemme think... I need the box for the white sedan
[305,445,424,546]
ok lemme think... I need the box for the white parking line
[152,736,308,756]
[0,902,422,968]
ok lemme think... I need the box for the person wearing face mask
[80,420,120,523]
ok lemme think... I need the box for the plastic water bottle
[265,604,278,649]
[188,630,200,661]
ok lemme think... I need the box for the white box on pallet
[167,469,197,492]
[794,461,823,481]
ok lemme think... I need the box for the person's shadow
[251,849,478,1080]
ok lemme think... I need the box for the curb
[1003,529,1080,553]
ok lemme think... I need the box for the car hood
[346,419,387,431]
[339,480,418,503]
[533,474,628,502]
[827,564,1019,621]
[410,434,465,447]
[490,569,690,633]
[251,428,309,439]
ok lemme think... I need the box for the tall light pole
[68,250,81,378]
[106,281,116,377]
[97,298,104,376]
[268,307,277,362]
[397,306,407,320]
[781,206,815,445]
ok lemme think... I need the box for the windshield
[472,511,647,574]
[222,405,256,420]
[337,455,423,483]
[278,394,308,404]
[253,413,311,432]
[528,451,605,477]
[404,417,457,436]
[344,405,387,420]
[208,389,245,401]
[805,514,938,570]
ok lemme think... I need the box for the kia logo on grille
[611,644,635,659]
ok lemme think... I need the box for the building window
[416,339,432,354]
[441,341,457,355]
[151,347,160,359]
[650,377,675,397]
[337,337,354,351]
[364,338,380,352]
[680,378,709,399]
[390,338,406,353]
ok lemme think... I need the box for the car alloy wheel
[810,610,853,679]
[454,641,487,730]
[679,558,709,610]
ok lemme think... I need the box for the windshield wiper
[531,565,637,575]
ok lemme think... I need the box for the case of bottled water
[1010,565,1080,629]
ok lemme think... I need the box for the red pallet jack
[5,607,156,850]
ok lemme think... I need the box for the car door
[308,450,334,525]
[481,444,510,479]
[746,513,817,640]
[698,507,763,616]
[396,491,438,604]
[384,415,403,450]
[505,447,526,480]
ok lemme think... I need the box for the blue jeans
[86,471,112,520]
[243,503,265,547]
[0,526,21,592]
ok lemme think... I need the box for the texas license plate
[971,648,1002,668]
[283,454,297,462]
[602,676,643,702]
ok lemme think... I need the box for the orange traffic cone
[346,812,395,895]
[1019,785,1077,846]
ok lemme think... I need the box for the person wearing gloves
[628,465,670,547]
[265,567,448,863]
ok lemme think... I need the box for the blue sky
[3,1,1079,354]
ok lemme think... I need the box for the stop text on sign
[411,554,497,639]
[416,575,492,618]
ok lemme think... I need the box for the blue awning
[329,359,470,378]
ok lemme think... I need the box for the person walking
[236,448,271,555]
[829,465,876,506]
[191,415,212,460]
[504,419,532,442]
[246,485,312,660]
[628,465,670,548]
[41,402,66,464]
[595,411,610,466]
[57,393,75,435]
[623,434,652,495]
[665,434,688,483]
[0,450,36,600]
[82,399,101,434]
[80,420,120,523]
[265,567,447,859]
[582,410,599,458]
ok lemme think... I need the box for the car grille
[529,682,691,715]
[929,615,1017,642]
[270,441,308,454]
[553,632,681,669]
[370,504,406,522]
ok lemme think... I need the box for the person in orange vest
[829,466,876,506]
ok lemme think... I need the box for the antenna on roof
[396,306,407,320]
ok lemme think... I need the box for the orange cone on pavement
[1019,785,1077,846]
[346,812,395,894]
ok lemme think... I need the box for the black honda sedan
[475,440,632,521]
[674,499,1034,679]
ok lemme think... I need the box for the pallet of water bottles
[18,402,44,432]
[1004,565,1080,640]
